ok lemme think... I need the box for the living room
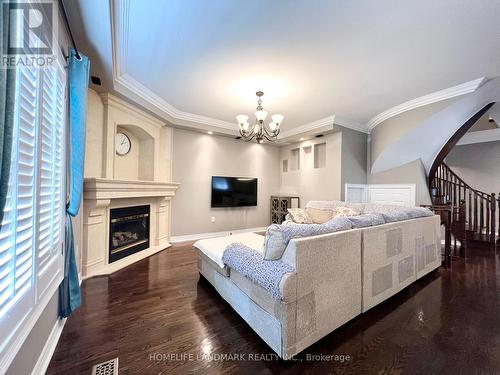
[1,1,500,374]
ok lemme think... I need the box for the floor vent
[91,358,118,375]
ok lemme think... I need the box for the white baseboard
[171,226,268,243]
[31,318,66,375]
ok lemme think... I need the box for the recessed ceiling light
[207,131,213,135]
[299,137,305,141]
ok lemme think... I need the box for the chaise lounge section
[194,201,441,358]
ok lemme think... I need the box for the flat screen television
[211,176,258,207]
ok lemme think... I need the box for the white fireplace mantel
[81,93,180,279]
[84,178,179,200]
[82,178,180,278]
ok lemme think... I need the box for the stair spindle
[490,193,496,243]
[480,194,484,237]
[468,190,472,230]
[486,195,490,239]
[474,194,478,232]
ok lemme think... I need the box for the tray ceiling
[70,0,500,137]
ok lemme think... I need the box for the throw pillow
[287,208,313,224]
[334,206,360,217]
[263,224,288,260]
[305,207,334,224]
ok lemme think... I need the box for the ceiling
[69,0,500,136]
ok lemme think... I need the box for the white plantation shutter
[0,188,14,315]
[0,65,38,350]
[36,60,65,302]
[0,58,66,368]
[0,5,67,370]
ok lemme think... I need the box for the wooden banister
[430,162,497,247]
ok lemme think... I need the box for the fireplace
[109,205,150,263]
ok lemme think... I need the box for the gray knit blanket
[222,242,295,300]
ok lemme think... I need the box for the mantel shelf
[84,178,180,200]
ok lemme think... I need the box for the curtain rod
[58,0,82,61]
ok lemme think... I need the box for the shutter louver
[36,61,65,301]
[0,65,37,329]
[0,15,66,370]
[14,66,37,297]
[0,189,13,316]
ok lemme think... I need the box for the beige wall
[114,127,140,180]
[370,97,459,165]
[468,112,498,132]
[171,128,281,236]
[84,92,172,182]
[446,141,500,194]
[279,128,367,205]
[84,89,105,178]
[341,127,368,199]
[280,132,343,204]
[367,97,464,206]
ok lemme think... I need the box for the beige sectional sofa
[194,202,441,358]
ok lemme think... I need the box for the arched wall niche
[115,124,155,181]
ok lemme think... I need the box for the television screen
[211,176,258,207]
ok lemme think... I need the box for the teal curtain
[59,49,90,318]
[59,213,81,317]
[0,3,15,228]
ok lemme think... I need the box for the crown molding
[278,116,335,140]
[456,128,500,146]
[366,77,487,131]
[115,73,237,131]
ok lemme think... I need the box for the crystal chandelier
[236,91,284,144]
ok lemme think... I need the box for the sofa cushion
[263,224,288,260]
[263,217,353,260]
[287,208,313,224]
[334,206,360,217]
[381,211,410,223]
[344,202,366,212]
[193,232,264,268]
[404,207,434,219]
[362,203,404,214]
[305,207,334,224]
[348,213,385,228]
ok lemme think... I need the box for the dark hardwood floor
[47,242,500,375]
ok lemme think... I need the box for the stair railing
[430,163,497,244]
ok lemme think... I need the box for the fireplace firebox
[109,205,150,263]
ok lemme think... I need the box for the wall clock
[115,132,131,156]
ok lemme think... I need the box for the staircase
[429,162,499,249]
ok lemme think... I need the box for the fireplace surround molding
[82,179,179,278]
[81,93,180,278]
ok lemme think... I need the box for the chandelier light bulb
[242,122,250,131]
[236,114,248,125]
[269,122,278,131]
[255,110,268,122]
[271,114,284,125]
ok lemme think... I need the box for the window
[0,59,66,364]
